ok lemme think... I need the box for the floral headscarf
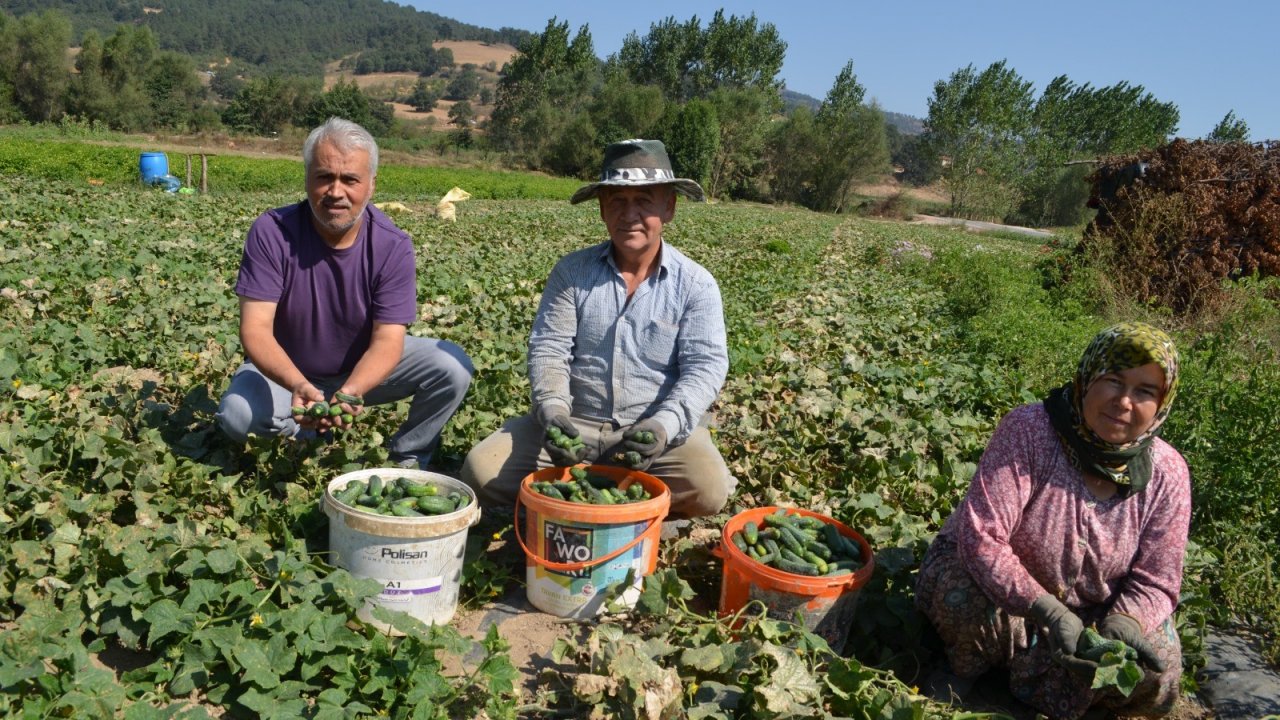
[1043,322,1180,496]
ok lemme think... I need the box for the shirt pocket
[637,318,680,369]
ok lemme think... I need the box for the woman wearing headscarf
[915,322,1189,718]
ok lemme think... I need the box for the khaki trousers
[460,413,735,518]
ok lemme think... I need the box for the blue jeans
[216,336,473,466]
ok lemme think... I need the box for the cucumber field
[1,145,1277,718]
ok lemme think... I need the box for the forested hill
[0,0,531,76]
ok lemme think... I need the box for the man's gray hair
[303,117,379,175]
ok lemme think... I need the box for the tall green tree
[697,10,785,97]
[612,16,702,101]
[407,78,439,112]
[489,18,599,162]
[1207,110,1250,143]
[705,87,773,199]
[0,12,24,122]
[926,60,1034,220]
[660,98,719,191]
[146,51,205,129]
[447,99,473,127]
[223,75,315,135]
[98,24,160,130]
[1018,75,1178,226]
[304,79,393,135]
[11,10,71,122]
[67,29,114,121]
[612,11,785,103]
[764,105,822,206]
[764,62,887,212]
[444,64,480,101]
[809,62,888,213]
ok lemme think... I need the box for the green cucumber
[416,496,455,515]
[334,482,364,506]
[777,558,820,576]
[403,481,437,497]
[536,483,566,500]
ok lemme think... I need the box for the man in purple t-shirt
[216,117,473,469]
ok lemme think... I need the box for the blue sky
[409,0,1277,141]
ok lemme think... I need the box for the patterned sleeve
[953,406,1053,615]
[1110,444,1192,631]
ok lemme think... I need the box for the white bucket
[323,469,480,632]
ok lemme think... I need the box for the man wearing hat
[461,139,734,518]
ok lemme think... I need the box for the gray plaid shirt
[528,240,728,445]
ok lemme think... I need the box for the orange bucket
[516,466,670,618]
[718,507,874,653]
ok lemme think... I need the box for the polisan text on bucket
[381,547,434,560]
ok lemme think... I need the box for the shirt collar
[598,239,670,279]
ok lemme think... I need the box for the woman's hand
[1100,613,1166,672]
[1030,595,1097,678]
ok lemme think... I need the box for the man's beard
[309,198,367,235]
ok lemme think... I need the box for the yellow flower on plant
[250,613,264,627]
[492,531,504,541]
[11,379,19,388]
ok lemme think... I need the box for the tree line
[0,5,1255,224]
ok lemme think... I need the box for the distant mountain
[782,88,925,136]
[0,0,531,77]
[781,88,821,112]
[884,111,925,136]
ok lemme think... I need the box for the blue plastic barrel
[139,152,169,184]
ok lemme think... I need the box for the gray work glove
[539,408,587,467]
[1100,613,1166,672]
[1029,595,1097,679]
[617,419,668,471]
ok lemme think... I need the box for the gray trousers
[460,413,736,518]
[215,336,473,465]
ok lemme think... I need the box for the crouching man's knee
[215,393,255,443]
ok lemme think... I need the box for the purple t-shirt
[234,201,417,377]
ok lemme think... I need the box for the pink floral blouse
[940,403,1192,632]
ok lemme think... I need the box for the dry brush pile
[1082,138,1280,313]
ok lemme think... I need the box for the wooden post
[200,154,209,194]
[185,155,193,188]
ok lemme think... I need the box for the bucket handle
[514,492,661,573]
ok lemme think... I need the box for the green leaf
[141,599,195,645]
[204,548,239,574]
[232,641,280,690]
[754,644,822,712]
[679,644,725,672]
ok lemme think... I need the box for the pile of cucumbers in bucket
[732,509,864,577]
[531,465,652,504]
[331,475,468,517]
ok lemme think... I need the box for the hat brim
[569,178,706,205]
